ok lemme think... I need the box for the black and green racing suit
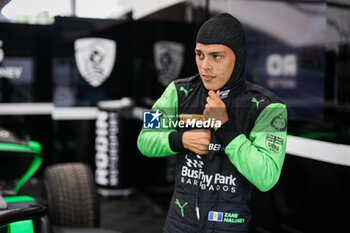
[137,74,287,233]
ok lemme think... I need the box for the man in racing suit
[137,13,287,233]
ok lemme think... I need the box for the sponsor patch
[271,114,287,132]
[175,198,188,217]
[219,90,230,99]
[185,154,204,169]
[179,86,193,98]
[265,134,284,153]
[208,211,223,222]
[208,211,245,224]
[179,114,205,123]
[251,97,265,110]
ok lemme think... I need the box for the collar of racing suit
[199,67,246,99]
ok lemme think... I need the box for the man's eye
[196,53,203,58]
[214,55,222,59]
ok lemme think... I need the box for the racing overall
[137,74,287,233]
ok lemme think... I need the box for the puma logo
[175,198,188,217]
[180,87,193,98]
[251,97,265,110]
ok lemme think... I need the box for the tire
[43,163,99,227]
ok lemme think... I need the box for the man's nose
[201,57,213,70]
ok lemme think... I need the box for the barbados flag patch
[208,211,223,222]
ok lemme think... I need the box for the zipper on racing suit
[194,154,202,221]
[194,141,211,224]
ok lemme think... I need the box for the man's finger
[208,90,221,102]
[200,129,211,139]
[206,97,215,106]
[197,146,209,152]
[208,90,217,98]
[199,138,210,146]
[198,145,209,151]
[197,150,209,155]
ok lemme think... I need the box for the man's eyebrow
[194,49,226,55]
[209,51,226,55]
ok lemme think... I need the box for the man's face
[195,43,236,91]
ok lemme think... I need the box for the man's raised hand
[203,90,229,130]
[182,129,211,155]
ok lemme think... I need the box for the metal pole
[71,0,76,17]
[205,0,209,20]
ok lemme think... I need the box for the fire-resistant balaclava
[196,13,247,95]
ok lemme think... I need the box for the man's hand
[182,129,211,155]
[203,90,229,130]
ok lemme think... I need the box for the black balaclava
[196,13,246,97]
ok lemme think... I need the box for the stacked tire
[43,163,99,228]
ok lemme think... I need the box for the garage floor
[99,190,170,233]
[17,178,171,233]
[11,177,302,233]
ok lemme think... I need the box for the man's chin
[202,81,220,91]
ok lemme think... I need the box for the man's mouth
[202,75,216,81]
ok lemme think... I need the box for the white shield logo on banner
[74,38,116,87]
[154,41,184,87]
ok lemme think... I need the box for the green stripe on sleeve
[224,103,287,191]
[137,81,179,157]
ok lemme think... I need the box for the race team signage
[74,38,116,87]
[154,41,184,87]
